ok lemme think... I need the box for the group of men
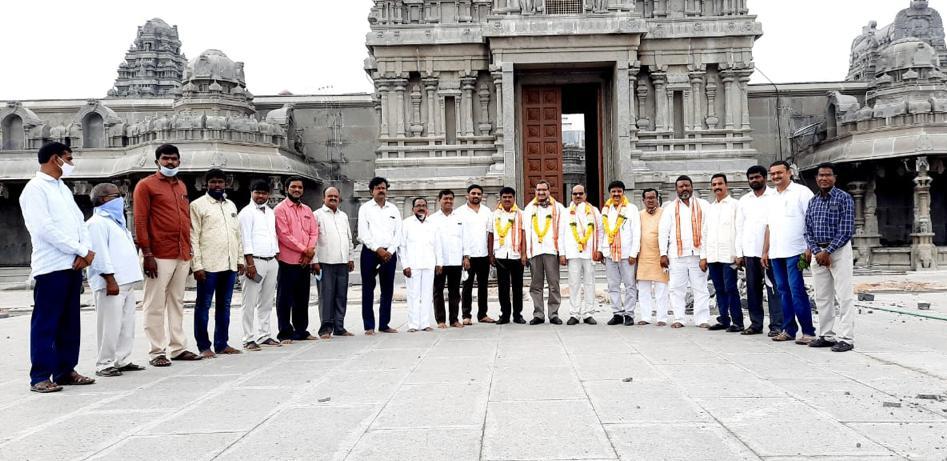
[19,140,857,394]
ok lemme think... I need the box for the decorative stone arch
[73,100,124,149]
[826,91,860,139]
[0,102,46,150]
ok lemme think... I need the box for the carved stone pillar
[629,65,640,133]
[689,70,705,131]
[423,77,438,137]
[394,78,407,138]
[652,72,668,132]
[491,66,504,149]
[721,70,736,130]
[738,71,752,130]
[682,89,693,133]
[847,181,870,267]
[478,81,492,136]
[409,84,424,137]
[437,94,446,137]
[911,156,938,270]
[461,75,477,136]
[636,81,651,130]
[705,79,719,128]
[377,80,391,137]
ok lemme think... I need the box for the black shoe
[726,325,743,333]
[529,318,545,325]
[496,318,510,325]
[707,323,729,331]
[550,317,563,325]
[513,317,527,324]
[741,327,763,336]
[767,330,780,338]
[567,317,580,325]
[831,341,854,352]
[809,337,837,348]
[584,317,597,325]
[607,315,624,325]
[623,315,635,326]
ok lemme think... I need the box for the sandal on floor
[30,380,62,393]
[171,351,202,361]
[56,371,95,386]
[149,356,172,367]
[118,363,146,372]
[95,367,123,377]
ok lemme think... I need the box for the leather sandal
[30,380,63,393]
[149,356,172,367]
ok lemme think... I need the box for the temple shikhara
[0,1,944,271]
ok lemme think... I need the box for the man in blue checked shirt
[804,163,856,352]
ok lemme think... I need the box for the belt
[253,256,276,261]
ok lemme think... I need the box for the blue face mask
[159,165,179,177]
[97,197,126,227]
[208,189,226,201]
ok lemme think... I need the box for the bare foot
[437,323,448,329]
[451,321,464,328]
[365,330,376,336]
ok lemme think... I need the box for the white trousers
[242,257,278,344]
[811,242,856,344]
[94,283,138,371]
[668,255,711,325]
[568,259,596,319]
[637,280,669,323]
[604,258,638,316]
[406,269,434,330]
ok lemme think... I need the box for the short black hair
[770,160,792,171]
[467,184,483,194]
[285,176,305,190]
[368,176,389,190]
[37,142,70,164]
[437,189,454,199]
[817,162,837,175]
[641,188,659,200]
[412,197,427,207]
[155,143,180,160]
[250,179,271,193]
[205,169,226,183]
[607,180,626,191]
[746,165,767,178]
[710,173,728,184]
[499,186,516,197]
[675,175,693,186]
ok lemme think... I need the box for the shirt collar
[36,171,59,183]
[320,205,339,214]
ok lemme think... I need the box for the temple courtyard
[0,272,945,460]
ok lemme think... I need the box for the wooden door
[522,86,564,201]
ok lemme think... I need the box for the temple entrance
[521,84,603,206]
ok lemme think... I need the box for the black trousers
[433,265,462,324]
[462,256,490,320]
[745,256,783,332]
[495,258,524,321]
[276,262,312,340]
[318,263,349,335]
[30,269,82,385]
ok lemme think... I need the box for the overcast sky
[0,1,918,100]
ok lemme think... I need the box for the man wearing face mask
[658,175,711,328]
[20,142,97,392]
[238,180,281,351]
[399,197,442,332]
[274,176,319,343]
[190,169,245,358]
[134,144,202,367]
[86,183,145,378]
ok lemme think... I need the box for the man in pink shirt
[274,176,319,343]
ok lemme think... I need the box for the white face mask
[58,157,75,178]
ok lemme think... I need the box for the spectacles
[572,192,585,196]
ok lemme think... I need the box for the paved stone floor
[1,280,946,460]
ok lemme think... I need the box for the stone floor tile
[483,400,615,460]
[88,432,243,460]
[373,382,488,428]
[605,422,759,460]
[347,427,481,461]
[489,365,584,401]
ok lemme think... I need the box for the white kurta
[399,216,441,330]
[704,195,738,264]
[658,198,710,325]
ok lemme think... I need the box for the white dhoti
[406,269,434,330]
[637,280,669,323]
[568,259,596,319]
[668,255,710,325]
[94,283,138,371]
[604,258,637,316]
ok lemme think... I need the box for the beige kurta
[637,208,669,283]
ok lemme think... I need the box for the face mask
[159,165,179,177]
[97,197,126,227]
[208,189,226,201]
[58,157,75,178]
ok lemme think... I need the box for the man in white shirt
[735,165,782,336]
[20,142,96,392]
[488,187,527,324]
[190,169,245,358]
[596,180,641,326]
[399,198,442,332]
[428,190,464,328]
[659,175,711,328]
[313,186,355,338]
[523,180,566,325]
[705,174,743,333]
[238,180,282,351]
[560,185,603,325]
[763,161,816,344]
[357,176,402,335]
[87,183,145,378]
[459,184,496,324]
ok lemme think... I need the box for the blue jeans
[770,256,815,337]
[30,269,83,385]
[194,270,236,352]
[708,262,743,328]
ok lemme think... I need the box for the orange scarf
[569,202,598,255]
[528,197,559,256]
[674,198,703,257]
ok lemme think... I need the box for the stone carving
[109,19,187,98]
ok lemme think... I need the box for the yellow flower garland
[495,205,519,246]
[602,196,629,245]
[569,203,595,252]
[529,197,557,244]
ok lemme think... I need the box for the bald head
[571,184,587,204]
[324,186,341,211]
